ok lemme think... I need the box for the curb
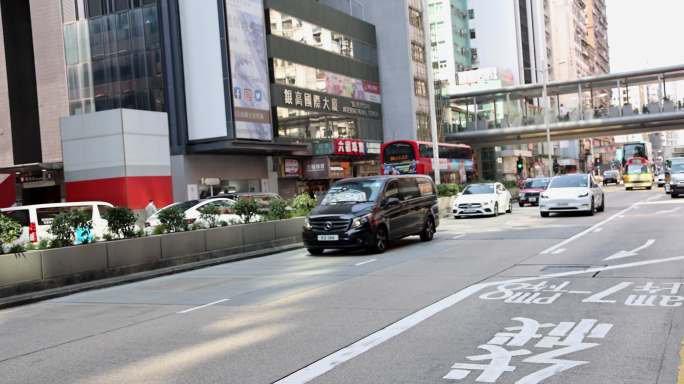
[0,242,304,310]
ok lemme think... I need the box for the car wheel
[587,198,595,216]
[672,192,679,198]
[420,216,435,242]
[308,248,325,255]
[506,200,512,213]
[597,195,605,212]
[369,226,388,253]
[626,187,632,191]
[519,202,525,208]
[646,186,652,190]
[493,203,499,217]
[540,211,550,217]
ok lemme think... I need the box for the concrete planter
[107,236,162,268]
[242,221,276,245]
[0,252,42,286]
[205,225,242,252]
[275,217,305,241]
[160,230,206,260]
[42,243,107,279]
[438,196,455,217]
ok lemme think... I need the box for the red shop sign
[334,139,366,155]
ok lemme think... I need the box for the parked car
[1,201,114,244]
[518,178,550,207]
[540,174,604,217]
[145,198,260,232]
[207,192,286,213]
[302,175,439,255]
[602,170,621,185]
[668,159,684,198]
[452,183,513,218]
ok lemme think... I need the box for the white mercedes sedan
[539,173,605,217]
[452,183,512,218]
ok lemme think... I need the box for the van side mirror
[383,196,400,207]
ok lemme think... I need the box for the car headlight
[304,217,312,230]
[578,192,589,198]
[351,214,372,229]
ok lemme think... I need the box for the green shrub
[135,229,145,238]
[0,214,22,251]
[157,207,186,232]
[266,198,290,221]
[291,193,316,217]
[38,239,49,250]
[234,198,260,223]
[199,204,221,228]
[219,220,229,227]
[103,207,137,239]
[8,244,24,254]
[152,225,167,235]
[436,183,461,197]
[48,210,94,248]
[102,233,114,242]
[502,180,518,190]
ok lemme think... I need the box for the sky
[607,0,684,72]
[606,0,684,145]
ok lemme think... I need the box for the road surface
[1,187,683,384]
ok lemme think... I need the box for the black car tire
[493,203,499,217]
[308,248,325,255]
[587,198,595,216]
[519,202,525,208]
[420,217,436,242]
[540,212,550,217]
[369,226,388,253]
[597,195,605,212]
[506,201,512,213]
[672,192,679,198]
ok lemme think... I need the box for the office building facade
[428,0,472,88]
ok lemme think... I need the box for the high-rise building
[586,0,609,75]
[0,0,384,207]
[428,0,472,87]
[319,0,436,142]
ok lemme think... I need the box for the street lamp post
[541,67,554,177]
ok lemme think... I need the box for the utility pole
[541,68,554,177]
[422,0,441,184]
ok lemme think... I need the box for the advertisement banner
[324,72,381,103]
[304,157,330,179]
[329,162,352,179]
[225,0,273,140]
[383,161,417,175]
[283,159,300,176]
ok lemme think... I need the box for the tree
[0,214,22,253]
[234,199,260,223]
[103,207,137,239]
[157,207,186,233]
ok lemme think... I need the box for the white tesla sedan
[539,173,605,217]
[452,183,512,218]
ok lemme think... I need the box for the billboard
[225,0,273,141]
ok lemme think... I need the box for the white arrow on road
[603,239,656,261]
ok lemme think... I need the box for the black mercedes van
[302,175,439,254]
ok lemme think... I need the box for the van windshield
[321,180,383,205]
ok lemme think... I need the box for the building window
[414,78,427,97]
[269,9,377,65]
[470,28,476,39]
[411,42,425,63]
[409,7,422,28]
[468,9,475,19]
[471,48,478,63]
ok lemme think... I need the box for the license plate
[317,235,339,241]
[463,209,478,213]
[529,197,537,202]
[557,202,568,206]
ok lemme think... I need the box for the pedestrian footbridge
[445,64,684,146]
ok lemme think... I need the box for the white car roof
[1,201,113,211]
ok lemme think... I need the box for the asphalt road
[1,186,683,384]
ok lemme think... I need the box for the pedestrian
[144,199,158,220]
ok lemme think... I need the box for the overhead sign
[272,84,382,120]
[303,157,329,180]
[225,0,273,141]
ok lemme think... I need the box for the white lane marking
[604,239,656,261]
[177,299,230,314]
[637,200,684,206]
[452,234,466,240]
[593,228,603,233]
[655,207,682,215]
[354,258,377,267]
[551,248,566,255]
[273,256,684,384]
[539,197,648,255]
[582,282,633,304]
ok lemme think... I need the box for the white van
[1,202,114,244]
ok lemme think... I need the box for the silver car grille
[458,203,482,209]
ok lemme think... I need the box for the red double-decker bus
[380,140,476,183]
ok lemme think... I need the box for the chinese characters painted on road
[444,317,613,383]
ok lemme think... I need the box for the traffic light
[516,156,523,176]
